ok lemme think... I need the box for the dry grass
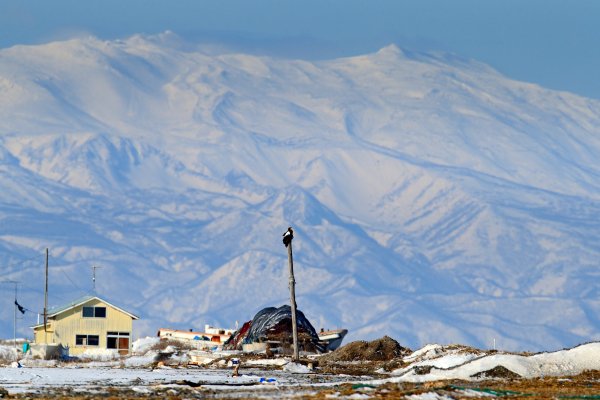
[0,348,16,365]
[0,354,12,365]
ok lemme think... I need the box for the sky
[0,0,599,99]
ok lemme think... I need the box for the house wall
[33,298,134,356]
[33,322,54,345]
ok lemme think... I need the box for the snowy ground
[1,340,599,398]
[0,366,329,395]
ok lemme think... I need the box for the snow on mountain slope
[0,34,599,351]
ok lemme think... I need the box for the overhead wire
[2,250,88,317]
[2,250,93,317]
[60,269,88,295]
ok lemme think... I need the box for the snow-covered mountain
[1,33,599,351]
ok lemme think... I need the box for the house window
[107,332,130,354]
[75,334,100,346]
[82,306,106,318]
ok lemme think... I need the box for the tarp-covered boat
[224,305,324,353]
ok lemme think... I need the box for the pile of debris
[320,335,410,362]
[224,305,323,353]
[318,336,411,375]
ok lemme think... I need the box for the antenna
[44,248,49,343]
[92,265,103,292]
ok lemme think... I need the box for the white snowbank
[0,345,17,363]
[403,344,444,363]
[245,358,289,367]
[123,352,158,367]
[406,393,454,400]
[283,362,312,374]
[132,336,160,355]
[399,344,485,370]
[456,388,496,398]
[78,348,120,361]
[167,351,189,364]
[386,342,600,383]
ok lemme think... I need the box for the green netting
[449,384,532,397]
[448,385,600,399]
[352,384,377,389]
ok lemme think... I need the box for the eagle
[282,227,294,247]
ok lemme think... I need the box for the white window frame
[75,334,100,346]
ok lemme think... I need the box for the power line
[61,269,88,295]
[1,249,98,294]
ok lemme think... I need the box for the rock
[471,365,521,379]
[414,365,434,375]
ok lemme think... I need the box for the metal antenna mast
[44,248,48,344]
[12,281,18,351]
[0,280,19,352]
[92,265,103,292]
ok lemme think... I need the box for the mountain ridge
[0,35,599,351]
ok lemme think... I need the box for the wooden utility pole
[284,228,299,361]
[44,248,48,343]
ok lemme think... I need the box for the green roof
[45,295,97,316]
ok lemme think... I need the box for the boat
[318,328,348,351]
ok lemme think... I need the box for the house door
[118,337,130,355]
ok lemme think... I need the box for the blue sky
[1,0,599,99]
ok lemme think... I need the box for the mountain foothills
[1,33,599,351]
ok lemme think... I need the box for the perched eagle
[282,227,294,247]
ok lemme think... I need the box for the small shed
[32,295,139,356]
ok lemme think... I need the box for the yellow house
[32,295,139,356]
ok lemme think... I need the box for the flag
[15,300,25,314]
